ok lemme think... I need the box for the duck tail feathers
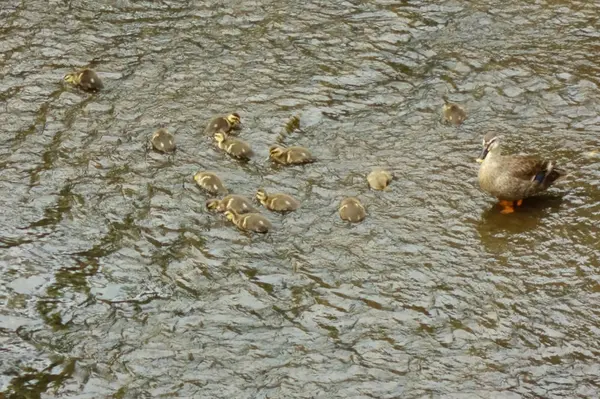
[543,161,567,186]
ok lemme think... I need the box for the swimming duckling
[214,131,253,160]
[64,69,103,92]
[269,145,314,165]
[339,197,366,223]
[367,169,393,190]
[206,195,258,214]
[255,188,300,212]
[442,103,467,126]
[225,210,272,233]
[193,171,226,195]
[150,128,176,153]
[204,113,241,135]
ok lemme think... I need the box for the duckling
[367,169,393,190]
[255,188,300,212]
[225,210,272,233]
[442,103,467,126]
[339,197,366,223]
[269,145,314,165]
[193,171,226,195]
[63,69,103,92]
[204,113,241,135]
[214,131,253,160]
[206,195,258,214]
[150,128,176,153]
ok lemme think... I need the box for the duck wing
[506,155,566,185]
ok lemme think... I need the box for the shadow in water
[476,195,565,255]
[477,195,564,231]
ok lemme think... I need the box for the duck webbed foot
[499,200,515,214]
[498,199,523,214]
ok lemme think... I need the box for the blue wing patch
[533,171,546,183]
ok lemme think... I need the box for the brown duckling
[255,188,300,212]
[225,210,272,233]
[206,195,258,214]
[193,171,226,195]
[442,103,467,126]
[367,169,393,190]
[204,113,241,135]
[269,145,314,165]
[214,131,253,160]
[64,69,103,92]
[339,197,366,223]
[150,128,176,153]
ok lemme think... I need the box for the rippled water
[1,0,599,398]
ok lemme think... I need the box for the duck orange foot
[499,199,523,214]
[499,200,514,214]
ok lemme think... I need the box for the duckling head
[255,188,268,202]
[269,145,285,158]
[443,103,460,113]
[152,128,168,140]
[226,113,241,128]
[193,172,206,184]
[224,210,236,222]
[214,131,226,144]
[63,72,80,85]
[477,133,500,163]
[206,199,220,211]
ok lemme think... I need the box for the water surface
[1,0,599,398]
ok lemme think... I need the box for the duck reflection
[477,194,564,235]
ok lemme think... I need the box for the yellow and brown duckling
[442,103,467,126]
[206,195,258,214]
[64,69,103,92]
[224,210,272,233]
[204,113,241,135]
[339,197,366,223]
[255,188,300,212]
[214,131,253,160]
[150,128,176,153]
[193,171,226,195]
[367,169,393,190]
[269,145,314,165]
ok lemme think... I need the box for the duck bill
[476,147,489,163]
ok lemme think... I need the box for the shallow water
[1,0,599,398]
